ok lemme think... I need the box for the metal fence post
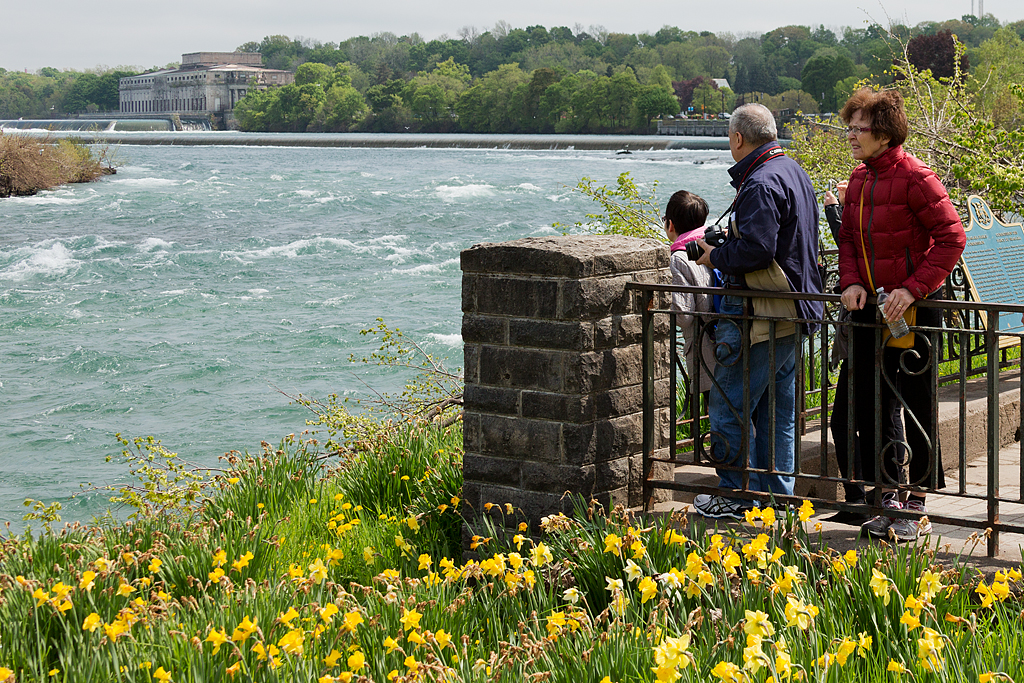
[987,313,1000,557]
[642,288,655,511]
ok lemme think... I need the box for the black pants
[831,299,945,495]
[831,360,904,501]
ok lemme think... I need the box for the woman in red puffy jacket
[835,88,965,542]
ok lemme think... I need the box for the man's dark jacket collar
[728,141,784,189]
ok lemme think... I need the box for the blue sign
[961,195,1024,334]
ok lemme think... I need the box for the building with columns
[118,52,294,115]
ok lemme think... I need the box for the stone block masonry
[461,235,672,536]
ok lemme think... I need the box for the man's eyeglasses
[846,125,872,135]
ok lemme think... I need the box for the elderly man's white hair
[729,104,777,147]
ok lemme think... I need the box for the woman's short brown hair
[840,88,908,147]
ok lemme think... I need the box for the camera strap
[710,145,786,228]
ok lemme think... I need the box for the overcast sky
[2,0,1021,73]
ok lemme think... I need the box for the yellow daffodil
[604,533,622,556]
[319,603,339,623]
[835,637,857,666]
[225,662,241,678]
[639,576,659,603]
[212,549,227,567]
[347,650,365,671]
[711,660,743,682]
[206,628,229,655]
[434,629,452,650]
[798,499,815,522]
[79,570,96,591]
[400,607,422,632]
[917,627,945,673]
[231,552,254,572]
[918,569,944,600]
[869,569,891,605]
[744,610,775,638]
[278,628,305,656]
[308,558,328,583]
[857,632,872,656]
[153,667,172,683]
[784,596,818,630]
[900,611,921,631]
[531,542,553,568]
[231,616,257,642]
[148,557,162,573]
[323,648,343,668]
[82,613,102,632]
[547,610,567,635]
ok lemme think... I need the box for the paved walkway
[651,440,1024,574]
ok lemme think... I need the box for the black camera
[684,224,730,261]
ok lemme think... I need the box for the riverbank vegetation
[0,134,115,198]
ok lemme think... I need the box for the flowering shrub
[1,424,1022,682]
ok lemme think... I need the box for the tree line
[2,15,1023,135]
[233,15,1024,133]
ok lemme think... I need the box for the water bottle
[876,287,910,339]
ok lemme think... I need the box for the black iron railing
[632,279,1024,558]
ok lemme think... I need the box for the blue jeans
[709,295,797,497]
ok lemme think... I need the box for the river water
[0,138,734,528]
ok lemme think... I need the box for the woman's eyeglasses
[846,125,872,135]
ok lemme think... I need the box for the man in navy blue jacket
[691,103,823,519]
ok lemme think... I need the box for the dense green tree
[634,83,680,127]
[455,63,528,132]
[604,68,640,127]
[295,62,334,87]
[801,48,855,111]
[693,45,731,78]
[403,58,471,127]
[522,67,563,132]
[364,78,405,114]
[521,42,607,74]
[973,27,1024,128]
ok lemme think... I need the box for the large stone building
[118,52,294,115]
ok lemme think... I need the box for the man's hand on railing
[841,284,868,311]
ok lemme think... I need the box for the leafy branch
[80,434,216,520]
[289,318,463,455]
[556,172,665,240]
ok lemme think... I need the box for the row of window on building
[121,98,210,113]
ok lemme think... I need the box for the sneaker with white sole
[889,499,932,542]
[861,493,902,538]
[693,494,750,521]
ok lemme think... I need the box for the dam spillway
[0,129,733,150]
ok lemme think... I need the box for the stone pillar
[460,235,671,533]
